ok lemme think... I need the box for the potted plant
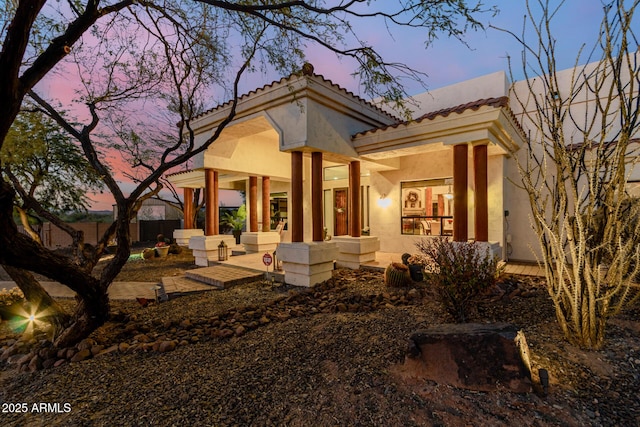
[222,204,246,244]
[402,253,425,282]
[154,233,170,257]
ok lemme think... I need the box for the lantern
[218,241,228,261]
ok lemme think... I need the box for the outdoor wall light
[444,185,454,199]
[377,194,391,208]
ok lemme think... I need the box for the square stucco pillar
[241,231,281,253]
[333,235,380,269]
[174,229,204,246]
[277,242,338,287]
[189,235,237,266]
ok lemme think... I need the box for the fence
[18,222,140,249]
[139,220,182,243]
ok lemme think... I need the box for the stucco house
[168,62,638,287]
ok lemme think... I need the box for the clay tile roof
[416,96,510,121]
[192,69,400,122]
[353,96,523,138]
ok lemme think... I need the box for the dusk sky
[36,0,610,210]
[298,0,607,97]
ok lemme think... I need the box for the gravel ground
[1,269,639,426]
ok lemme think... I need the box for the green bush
[415,237,503,322]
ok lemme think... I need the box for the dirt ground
[1,251,639,426]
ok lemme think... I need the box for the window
[401,179,454,235]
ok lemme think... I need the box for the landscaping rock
[404,323,532,393]
[158,340,176,353]
[28,355,42,372]
[71,348,92,362]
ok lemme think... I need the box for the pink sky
[35,0,608,210]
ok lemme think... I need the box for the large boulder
[402,323,533,393]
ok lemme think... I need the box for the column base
[241,231,281,253]
[173,229,204,246]
[277,242,338,287]
[332,235,380,269]
[189,235,238,266]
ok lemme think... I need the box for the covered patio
[168,66,525,287]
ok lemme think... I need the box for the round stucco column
[349,161,361,238]
[262,176,271,232]
[205,169,219,236]
[473,144,488,242]
[249,176,258,232]
[453,144,468,242]
[183,187,194,229]
[291,151,304,242]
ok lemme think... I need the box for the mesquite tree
[0,0,493,348]
[502,0,640,349]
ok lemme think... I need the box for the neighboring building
[168,62,637,286]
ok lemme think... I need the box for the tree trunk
[2,265,70,334]
[53,288,110,349]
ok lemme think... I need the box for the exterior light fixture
[444,185,454,199]
[218,241,228,261]
[377,194,391,208]
[539,368,549,395]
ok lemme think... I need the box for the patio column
[249,176,258,232]
[349,160,361,238]
[262,176,271,232]
[453,144,468,242]
[291,151,303,242]
[204,169,219,236]
[474,144,489,242]
[311,152,323,242]
[183,187,194,229]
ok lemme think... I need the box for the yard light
[539,368,549,395]
[218,240,228,261]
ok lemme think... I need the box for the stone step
[184,265,264,289]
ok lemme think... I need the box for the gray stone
[404,323,532,393]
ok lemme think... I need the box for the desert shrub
[0,287,24,306]
[415,237,503,322]
[0,287,25,320]
[384,262,411,287]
